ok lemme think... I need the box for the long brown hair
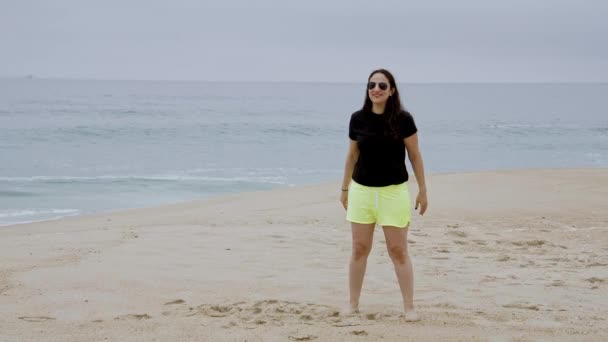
[361,68,404,139]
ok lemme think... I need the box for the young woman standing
[340,69,428,322]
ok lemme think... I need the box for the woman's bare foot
[403,310,420,322]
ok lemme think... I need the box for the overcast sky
[1,0,607,82]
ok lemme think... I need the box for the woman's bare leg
[349,222,375,312]
[383,224,419,321]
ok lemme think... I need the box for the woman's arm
[404,133,428,215]
[340,140,359,209]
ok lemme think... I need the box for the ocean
[1,79,606,225]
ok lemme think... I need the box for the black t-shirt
[348,109,418,187]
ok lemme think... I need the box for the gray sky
[1,0,607,82]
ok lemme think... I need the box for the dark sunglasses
[367,82,389,91]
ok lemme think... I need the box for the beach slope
[1,169,607,341]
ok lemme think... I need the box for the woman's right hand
[340,190,348,210]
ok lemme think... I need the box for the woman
[340,68,428,322]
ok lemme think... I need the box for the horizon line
[1,75,607,85]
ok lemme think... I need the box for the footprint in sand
[433,303,458,309]
[584,277,605,284]
[204,305,234,317]
[289,335,317,341]
[177,300,402,328]
[114,314,152,320]
[447,230,467,238]
[351,330,368,336]
[122,228,139,240]
[512,240,546,247]
[548,257,568,262]
[18,316,55,322]
[502,303,540,311]
[160,300,200,317]
[548,280,565,287]
[480,275,499,284]
[496,255,510,262]
[221,321,238,329]
[191,300,326,324]
[519,260,536,268]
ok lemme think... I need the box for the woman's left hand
[415,191,428,215]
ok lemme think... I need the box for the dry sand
[1,169,607,341]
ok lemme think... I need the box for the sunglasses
[367,82,389,91]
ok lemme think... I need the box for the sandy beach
[1,168,607,341]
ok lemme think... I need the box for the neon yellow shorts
[346,180,412,228]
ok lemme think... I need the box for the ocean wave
[0,208,79,219]
[184,167,339,174]
[488,123,607,130]
[0,190,37,197]
[591,127,608,134]
[0,174,287,184]
[262,125,322,136]
[489,123,571,129]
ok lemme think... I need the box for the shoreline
[2,166,606,229]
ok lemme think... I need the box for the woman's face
[367,73,394,106]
